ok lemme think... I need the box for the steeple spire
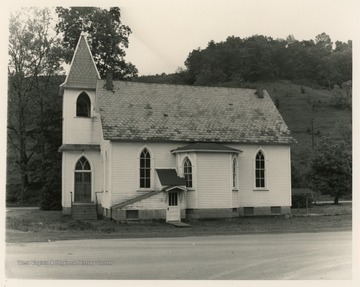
[60,34,100,89]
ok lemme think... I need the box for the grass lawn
[6,203,352,243]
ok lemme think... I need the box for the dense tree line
[139,33,351,90]
[183,33,351,88]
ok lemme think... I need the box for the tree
[331,80,352,109]
[309,139,352,204]
[315,32,333,54]
[8,8,64,194]
[181,33,352,88]
[55,7,138,79]
[317,51,352,89]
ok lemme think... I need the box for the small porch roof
[156,169,186,186]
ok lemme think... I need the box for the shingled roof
[61,34,100,89]
[97,80,296,145]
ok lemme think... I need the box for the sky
[116,0,358,75]
[2,0,358,76]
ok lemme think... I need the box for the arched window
[255,150,265,188]
[232,156,238,189]
[183,157,192,188]
[76,92,91,117]
[74,156,91,202]
[140,148,151,188]
[75,156,91,171]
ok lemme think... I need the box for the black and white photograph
[2,0,358,284]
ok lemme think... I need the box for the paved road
[5,231,351,280]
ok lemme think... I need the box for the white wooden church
[59,34,296,221]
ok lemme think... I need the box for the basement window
[126,210,139,219]
[243,207,254,216]
[271,206,281,214]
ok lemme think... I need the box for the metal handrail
[95,191,103,219]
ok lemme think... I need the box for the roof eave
[171,149,243,154]
[162,185,187,192]
[105,137,296,145]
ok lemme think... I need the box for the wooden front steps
[72,203,97,220]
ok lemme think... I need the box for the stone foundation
[109,208,186,222]
[62,207,71,215]
[239,206,291,216]
[186,208,239,220]
[95,206,291,221]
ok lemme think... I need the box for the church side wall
[230,144,292,215]
[110,142,180,207]
[105,142,291,219]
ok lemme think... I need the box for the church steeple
[61,33,100,90]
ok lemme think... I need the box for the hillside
[261,80,351,175]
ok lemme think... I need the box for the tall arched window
[74,156,91,202]
[140,148,151,188]
[76,92,91,117]
[232,156,238,189]
[255,150,265,188]
[183,157,192,188]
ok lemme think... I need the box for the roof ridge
[98,78,257,91]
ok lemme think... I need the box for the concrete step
[167,221,190,227]
[72,204,97,220]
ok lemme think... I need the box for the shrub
[40,159,61,210]
[6,184,21,203]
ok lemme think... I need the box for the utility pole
[311,118,315,148]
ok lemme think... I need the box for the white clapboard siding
[125,193,166,210]
[99,137,111,209]
[232,191,239,208]
[124,191,187,210]
[176,153,197,208]
[185,190,196,208]
[196,153,231,208]
[62,89,101,144]
[229,144,291,207]
[110,142,181,207]
[61,150,101,208]
[65,138,292,211]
